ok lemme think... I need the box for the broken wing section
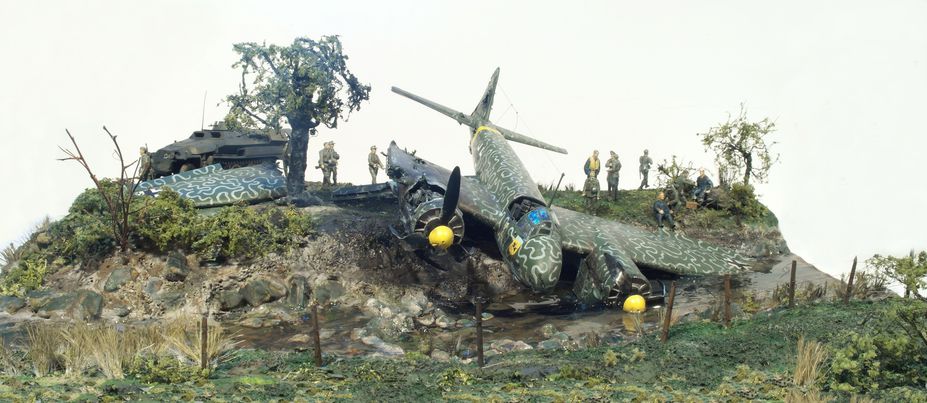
[386,142,507,229]
[554,206,752,276]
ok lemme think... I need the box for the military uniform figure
[368,145,384,184]
[582,173,600,211]
[638,149,653,190]
[605,151,621,200]
[692,169,714,205]
[138,146,152,181]
[318,141,340,186]
[652,191,676,230]
[584,150,601,178]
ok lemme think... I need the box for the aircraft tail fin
[391,68,568,155]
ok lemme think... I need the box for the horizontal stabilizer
[391,86,473,127]
[490,123,568,155]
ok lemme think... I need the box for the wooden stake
[312,304,323,367]
[723,275,732,327]
[475,301,484,368]
[660,281,677,343]
[844,256,857,304]
[788,260,797,308]
[200,311,208,371]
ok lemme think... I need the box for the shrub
[129,355,207,384]
[132,189,199,251]
[0,258,48,297]
[717,182,766,224]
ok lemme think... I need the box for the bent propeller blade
[440,166,462,224]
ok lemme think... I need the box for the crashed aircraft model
[385,68,751,307]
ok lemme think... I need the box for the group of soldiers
[317,141,386,187]
[581,149,655,209]
[581,148,716,232]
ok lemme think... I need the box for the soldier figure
[368,145,384,184]
[605,151,621,200]
[638,149,653,190]
[318,141,340,186]
[584,150,601,178]
[582,173,600,211]
[692,168,714,205]
[652,191,675,230]
[138,146,152,181]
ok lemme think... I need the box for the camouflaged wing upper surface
[386,143,506,228]
[136,164,287,207]
[470,129,547,209]
[553,206,752,276]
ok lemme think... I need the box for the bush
[129,355,207,384]
[0,258,47,297]
[718,183,765,224]
[132,189,199,251]
[192,205,312,261]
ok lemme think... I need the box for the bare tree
[59,126,142,252]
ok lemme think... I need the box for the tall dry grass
[0,339,23,376]
[25,322,60,377]
[162,315,239,370]
[785,387,830,403]
[793,336,828,387]
[83,324,162,379]
[60,322,94,377]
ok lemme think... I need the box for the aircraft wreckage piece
[136,163,286,207]
[385,67,753,307]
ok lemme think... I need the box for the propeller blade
[439,166,462,224]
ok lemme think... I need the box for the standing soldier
[138,146,152,181]
[318,141,340,186]
[328,142,340,185]
[582,173,600,211]
[605,151,621,201]
[584,150,601,178]
[638,149,653,190]
[368,145,384,184]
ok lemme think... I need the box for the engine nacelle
[573,239,651,305]
[398,181,465,248]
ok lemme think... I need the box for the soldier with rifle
[138,146,153,181]
[317,141,340,186]
[368,145,384,184]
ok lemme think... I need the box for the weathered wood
[723,275,732,327]
[660,281,677,343]
[312,304,323,367]
[788,260,797,308]
[844,256,857,304]
[476,301,484,368]
[200,312,208,371]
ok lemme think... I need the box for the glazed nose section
[513,235,563,292]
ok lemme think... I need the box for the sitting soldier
[692,168,714,205]
[582,173,600,211]
[652,191,675,230]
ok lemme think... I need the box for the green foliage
[192,205,312,261]
[698,104,778,185]
[0,258,47,297]
[437,367,473,390]
[129,355,207,384]
[718,183,766,224]
[132,189,199,251]
[602,349,619,367]
[655,155,696,190]
[867,251,927,300]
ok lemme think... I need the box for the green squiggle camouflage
[136,164,286,208]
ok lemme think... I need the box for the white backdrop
[1,0,925,279]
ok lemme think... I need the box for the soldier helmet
[610,151,617,156]
[644,149,649,155]
[370,145,377,150]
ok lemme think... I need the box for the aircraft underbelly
[471,130,546,208]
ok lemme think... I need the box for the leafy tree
[867,251,927,300]
[225,36,371,204]
[698,104,778,186]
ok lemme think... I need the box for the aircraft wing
[387,142,507,228]
[553,206,752,276]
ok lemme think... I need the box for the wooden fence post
[723,275,732,327]
[312,304,323,367]
[660,281,677,343]
[200,311,208,371]
[788,260,797,308]
[844,257,857,304]
[476,301,484,368]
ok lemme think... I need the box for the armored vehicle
[150,127,286,177]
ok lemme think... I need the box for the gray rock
[238,308,293,328]
[144,278,163,296]
[312,280,345,304]
[286,275,310,308]
[104,267,133,292]
[491,339,533,353]
[0,296,26,314]
[154,290,186,310]
[434,314,453,329]
[217,289,245,311]
[430,349,451,362]
[537,339,563,350]
[400,293,428,317]
[361,335,404,356]
[111,305,131,317]
[46,290,103,321]
[164,251,190,282]
[26,290,54,311]
[455,318,475,328]
[241,278,287,307]
[540,323,558,338]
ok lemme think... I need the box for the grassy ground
[2,299,923,402]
